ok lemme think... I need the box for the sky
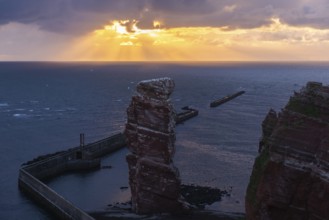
[1,0,329,61]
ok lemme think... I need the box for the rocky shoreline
[89,184,243,220]
[90,211,245,220]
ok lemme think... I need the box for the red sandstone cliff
[246,82,329,220]
[125,78,186,214]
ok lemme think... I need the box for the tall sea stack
[246,82,329,220]
[125,78,185,214]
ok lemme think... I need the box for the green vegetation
[246,144,270,207]
[286,98,320,118]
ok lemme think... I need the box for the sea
[0,61,329,219]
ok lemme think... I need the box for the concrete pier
[18,133,126,220]
[176,106,198,124]
[210,91,245,107]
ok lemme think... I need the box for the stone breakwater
[125,78,186,214]
[246,82,329,220]
[18,133,126,220]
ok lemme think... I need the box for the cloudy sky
[1,0,329,61]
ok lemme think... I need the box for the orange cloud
[59,20,247,61]
[47,18,329,61]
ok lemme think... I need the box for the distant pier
[176,106,199,124]
[210,91,245,108]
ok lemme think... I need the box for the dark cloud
[71,0,146,13]
[0,0,75,32]
[0,0,149,33]
[148,0,217,14]
[0,0,328,34]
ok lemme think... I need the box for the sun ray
[58,18,329,61]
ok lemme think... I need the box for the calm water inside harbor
[1,62,329,219]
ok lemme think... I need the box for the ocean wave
[13,113,29,118]
[54,107,77,112]
[0,103,9,107]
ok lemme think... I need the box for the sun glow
[61,19,241,61]
[93,20,161,48]
[59,18,329,61]
[153,20,162,29]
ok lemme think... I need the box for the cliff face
[246,82,329,220]
[125,78,185,214]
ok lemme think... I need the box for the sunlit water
[1,62,329,219]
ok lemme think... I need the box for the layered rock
[246,82,329,220]
[125,78,185,214]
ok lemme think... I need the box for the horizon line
[1,60,329,63]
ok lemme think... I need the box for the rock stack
[125,78,185,214]
[246,82,329,220]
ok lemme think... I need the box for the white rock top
[139,77,172,84]
[136,77,175,100]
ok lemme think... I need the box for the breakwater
[19,169,95,220]
[18,107,198,219]
[176,106,199,124]
[210,91,245,108]
[18,133,126,220]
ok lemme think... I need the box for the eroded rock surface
[246,82,329,220]
[125,78,186,214]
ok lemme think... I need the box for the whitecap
[0,103,9,107]
[13,113,29,118]
[44,107,50,111]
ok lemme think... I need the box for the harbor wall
[19,169,94,220]
[176,108,198,124]
[23,133,125,180]
[22,145,102,180]
[84,133,126,158]
[18,132,126,220]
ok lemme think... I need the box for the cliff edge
[246,82,329,220]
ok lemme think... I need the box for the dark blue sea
[1,62,329,219]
